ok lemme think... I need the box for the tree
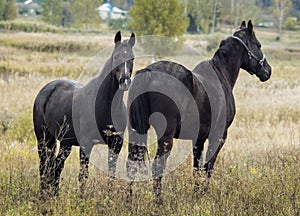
[0,0,17,21]
[62,2,72,28]
[220,0,262,29]
[129,0,188,56]
[0,0,7,20]
[3,0,16,21]
[129,0,188,40]
[185,0,215,33]
[72,0,101,30]
[41,0,64,26]
[272,0,292,34]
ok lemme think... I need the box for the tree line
[2,0,299,36]
[184,0,298,33]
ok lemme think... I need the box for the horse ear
[247,20,253,33]
[114,31,121,44]
[128,32,135,47]
[240,21,246,29]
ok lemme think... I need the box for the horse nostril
[119,78,126,84]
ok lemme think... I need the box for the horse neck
[211,40,244,89]
[91,57,124,106]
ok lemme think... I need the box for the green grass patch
[0,19,61,33]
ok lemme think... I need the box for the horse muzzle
[257,67,271,82]
[119,77,131,91]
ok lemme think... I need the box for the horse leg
[36,127,57,198]
[79,148,89,193]
[107,133,123,190]
[126,130,148,203]
[107,135,123,178]
[52,143,72,195]
[192,137,207,193]
[152,136,173,204]
[205,132,227,178]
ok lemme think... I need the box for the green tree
[3,0,16,21]
[129,0,188,40]
[0,0,17,21]
[0,0,6,20]
[129,0,188,56]
[219,0,262,30]
[72,0,101,30]
[41,0,64,26]
[272,0,292,34]
[62,2,72,28]
[186,0,214,33]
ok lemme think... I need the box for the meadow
[0,24,300,215]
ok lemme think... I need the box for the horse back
[136,60,194,92]
[129,61,196,138]
[33,79,82,142]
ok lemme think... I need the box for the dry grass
[0,29,299,215]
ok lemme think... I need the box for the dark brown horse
[126,20,271,203]
[33,32,135,198]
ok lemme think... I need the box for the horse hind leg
[126,130,148,204]
[78,148,89,193]
[36,126,57,198]
[53,142,72,195]
[152,135,173,205]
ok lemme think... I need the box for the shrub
[284,17,297,31]
[4,111,35,146]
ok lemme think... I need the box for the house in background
[97,3,128,21]
[16,1,42,16]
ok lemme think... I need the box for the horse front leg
[192,137,207,194]
[205,134,227,178]
[79,148,90,193]
[152,136,173,205]
[107,133,123,174]
[106,132,123,192]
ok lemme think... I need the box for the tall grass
[0,29,299,215]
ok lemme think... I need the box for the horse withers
[126,20,271,203]
[33,31,135,198]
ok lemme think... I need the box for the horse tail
[33,83,58,194]
[128,69,151,136]
[127,69,151,163]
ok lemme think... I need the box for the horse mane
[213,28,245,60]
[213,37,234,61]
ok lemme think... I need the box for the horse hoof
[154,196,163,206]
[125,194,132,206]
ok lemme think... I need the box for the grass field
[0,26,300,215]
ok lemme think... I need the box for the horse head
[233,20,271,82]
[111,31,135,91]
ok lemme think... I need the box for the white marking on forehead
[124,50,127,54]
[125,61,128,76]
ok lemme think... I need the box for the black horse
[126,20,271,203]
[33,31,135,197]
